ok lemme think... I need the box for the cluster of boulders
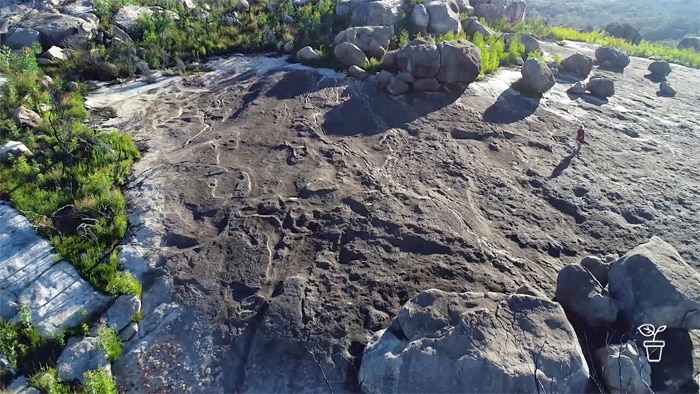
[295,0,530,90]
[358,237,700,394]
[518,52,595,96]
[556,237,700,392]
[334,0,527,30]
[470,0,528,24]
[0,0,96,61]
[376,37,482,94]
[557,47,625,99]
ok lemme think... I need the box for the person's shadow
[550,148,582,179]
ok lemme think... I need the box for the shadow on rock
[265,69,341,100]
[550,151,578,179]
[323,82,467,136]
[555,73,588,84]
[639,328,699,393]
[578,94,609,106]
[483,87,541,124]
[644,73,667,83]
[596,63,626,74]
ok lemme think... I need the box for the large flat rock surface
[88,45,700,392]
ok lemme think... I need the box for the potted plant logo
[637,324,667,362]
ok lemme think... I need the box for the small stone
[568,81,586,95]
[39,75,54,89]
[375,70,393,87]
[659,81,676,97]
[118,322,139,341]
[296,46,321,61]
[396,71,415,84]
[386,76,409,95]
[1,141,32,163]
[580,255,610,287]
[648,60,671,77]
[234,0,249,11]
[555,264,619,327]
[40,46,66,62]
[515,284,547,298]
[102,294,142,333]
[11,107,43,129]
[6,376,40,394]
[57,337,111,384]
[364,307,390,331]
[413,78,440,91]
[348,65,370,80]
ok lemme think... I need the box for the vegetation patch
[83,367,118,394]
[0,310,66,384]
[97,325,123,363]
[487,18,700,68]
[29,367,75,394]
[0,46,142,297]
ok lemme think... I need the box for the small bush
[97,325,122,362]
[29,367,72,394]
[0,317,65,378]
[132,311,144,323]
[106,270,142,297]
[83,367,118,394]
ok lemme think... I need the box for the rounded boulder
[521,58,555,94]
[436,39,482,85]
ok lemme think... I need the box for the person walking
[576,124,587,150]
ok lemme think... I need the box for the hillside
[526,0,700,42]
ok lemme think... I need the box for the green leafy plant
[29,367,72,394]
[97,325,122,362]
[106,270,142,297]
[83,367,118,394]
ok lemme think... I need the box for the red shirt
[577,128,586,143]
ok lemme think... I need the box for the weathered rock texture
[79,41,700,392]
[0,203,110,337]
[358,290,590,393]
[608,236,700,329]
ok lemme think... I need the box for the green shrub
[106,270,142,297]
[132,311,144,323]
[83,367,118,394]
[0,317,65,378]
[97,325,122,362]
[29,367,72,394]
